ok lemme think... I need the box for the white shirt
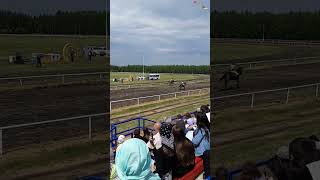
[206,112,210,122]
[186,130,194,141]
[147,132,162,150]
[307,160,320,180]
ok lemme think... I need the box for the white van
[148,74,160,80]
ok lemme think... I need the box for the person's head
[160,123,174,150]
[175,119,186,131]
[143,128,150,137]
[176,114,183,120]
[172,125,195,167]
[115,138,160,179]
[200,105,210,113]
[196,112,210,131]
[241,161,262,179]
[133,129,141,137]
[154,122,161,133]
[172,125,185,141]
[117,135,125,145]
[195,112,210,141]
[309,135,320,141]
[215,166,229,180]
[185,113,191,119]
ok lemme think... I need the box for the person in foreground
[115,138,161,180]
[192,112,210,178]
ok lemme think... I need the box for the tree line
[212,11,320,40]
[0,10,107,35]
[111,65,210,74]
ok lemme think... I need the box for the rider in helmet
[229,63,239,76]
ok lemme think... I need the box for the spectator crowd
[110,104,211,180]
[214,135,320,180]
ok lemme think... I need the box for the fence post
[142,117,145,129]
[188,90,190,96]
[199,89,201,94]
[138,116,141,129]
[19,79,23,86]
[110,101,112,112]
[137,98,140,105]
[175,93,177,98]
[0,129,2,156]
[62,75,65,84]
[251,93,255,108]
[286,88,290,104]
[100,73,103,80]
[316,84,319,97]
[249,63,252,69]
[88,116,92,141]
[158,95,161,101]
[114,126,118,147]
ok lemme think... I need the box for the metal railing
[110,111,197,148]
[110,78,209,91]
[213,38,320,46]
[213,82,320,109]
[212,56,320,70]
[0,72,108,86]
[110,87,210,111]
[0,112,107,156]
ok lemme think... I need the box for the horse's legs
[224,79,227,89]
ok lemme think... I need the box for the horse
[220,67,243,90]
[179,82,186,90]
[168,79,175,86]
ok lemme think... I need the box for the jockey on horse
[229,63,239,76]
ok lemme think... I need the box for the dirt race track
[213,62,320,97]
[1,62,320,152]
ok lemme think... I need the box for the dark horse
[179,82,186,90]
[220,67,243,90]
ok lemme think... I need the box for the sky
[214,0,320,13]
[110,0,210,66]
[0,0,106,14]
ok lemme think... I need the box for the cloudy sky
[0,0,106,14]
[110,0,210,66]
[214,0,320,12]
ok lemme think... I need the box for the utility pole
[262,24,265,42]
[142,55,145,79]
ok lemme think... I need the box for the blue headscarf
[115,138,161,180]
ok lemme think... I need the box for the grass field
[0,135,106,178]
[110,72,208,85]
[111,93,209,133]
[213,99,320,171]
[212,42,320,63]
[0,35,107,77]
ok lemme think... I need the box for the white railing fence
[212,56,320,71]
[0,112,107,156]
[0,83,319,156]
[213,83,320,109]
[110,87,210,111]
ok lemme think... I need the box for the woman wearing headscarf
[154,122,175,179]
[115,138,161,180]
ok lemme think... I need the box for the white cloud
[111,0,210,65]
